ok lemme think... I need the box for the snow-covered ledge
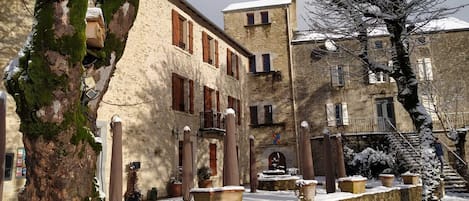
[190,186,244,201]
[401,172,420,185]
[338,176,367,194]
[295,180,318,201]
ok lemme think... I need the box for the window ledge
[250,122,286,128]
[244,22,272,28]
[173,45,192,56]
[249,71,280,76]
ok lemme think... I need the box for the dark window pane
[375,40,383,49]
[264,105,273,124]
[249,56,256,73]
[261,12,269,24]
[249,106,258,125]
[247,13,254,25]
[5,153,14,180]
[262,54,270,72]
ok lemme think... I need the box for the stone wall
[340,185,422,201]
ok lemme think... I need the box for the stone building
[223,0,300,174]
[291,17,469,175]
[1,0,251,200]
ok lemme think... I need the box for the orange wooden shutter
[215,40,219,68]
[236,55,239,80]
[227,49,232,75]
[216,91,220,112]
[172,10,180,46]
[189,79,194,114]
[188,21,194,54]
[209,144,217,175]
[202,32,209,62]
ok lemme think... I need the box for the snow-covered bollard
[401,172,420,185]
[379,174,395,187]
[295,180,318,201]
[338,176,367,194]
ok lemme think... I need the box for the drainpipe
[285,4,300,170]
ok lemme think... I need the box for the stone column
[323,129,336,193]
[109,115,123,201]
[0,92,6,198]
[301,121,315,180]
[223,108,240,186]
[335,134,346,178]
[250,135,257,192]
[182,126,193,201]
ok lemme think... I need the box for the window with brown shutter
[189,79,194,114]
[209,143,217,175]
[227,49,232,75]
[172,73,193,113]
[172,10,180,46]
[188,21,193,54]
[237,99,241,125]
[264,105,273,124]
[236,55,239,80]
[216,91,220,112]
[215,40,219,67]
[202,32,209,63]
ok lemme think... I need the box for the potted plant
[197,166,213,188]
[167,167,182,197]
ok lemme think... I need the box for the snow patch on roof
[223,0,291,12]
[293,17,469,42]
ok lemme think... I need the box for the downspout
[285,5,300,170]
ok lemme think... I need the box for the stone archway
[268,152,286,171]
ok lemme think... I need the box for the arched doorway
[268,152,286,171]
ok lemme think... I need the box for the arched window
[268,152,286,171]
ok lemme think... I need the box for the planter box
[379,174,395,187]
[401,173,420,185]
[258,175,300,191]
[296,180,318,201]
[338,176,367,194]
[191,186,244,201]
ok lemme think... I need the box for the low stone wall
[340,185,422,201]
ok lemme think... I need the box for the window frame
[262,54,271,72]
[261,11,269,24]
[247,13,255,25]
[172,10,193,53]
[209,143,217,175]
[4,153,14,181]
[172,73,194,113]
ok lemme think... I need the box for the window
[172,10,193,53]
[4,153,14,181]
[264,105,273,124]
[249,106,258,125]
[178,141,183,167]
[249,55,256,73]
[326,103,349,126]
[369,61,395,84]
[331,65,345,87]
[209,143,217,175]
[417,58,433,81]
[247,13,255,25]
[261,11,269,24]
[202,32,218,67]
[416,37,427,45]
[262,54,271,72]
[227,49,239,79]
[172,73,194,113]
[228,96,241,125]
[374,40,383,49]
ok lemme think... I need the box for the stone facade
[223,1,299,173]
[292,27,469,175]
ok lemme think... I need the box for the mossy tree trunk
[4,0,139,200]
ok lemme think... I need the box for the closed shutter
[202,32,209,62]
[424,58,433,80]
[249,55,256,73]
[216,91,220,112]
[236,55,240,80]
[341,102,349,125]
[215,40,219,68]
[249,106,258,125]
[417,59,425,81]
[368,70,377,84]
[227,49,232,76]
[209,144,217,175]
[189,80,194,114]
[172,74,184,111]
[188,21,193,54]
[172,10,180,46]
[331,66,339,87]
[237,99,241,125]
[326,103,336,126]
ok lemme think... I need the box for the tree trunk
[4,0,139,200]
[386,20,440,201]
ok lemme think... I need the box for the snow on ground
[159,176,469,201]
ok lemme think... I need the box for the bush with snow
[344,146,396,178]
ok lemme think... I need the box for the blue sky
[186,0,469,30]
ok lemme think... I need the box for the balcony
[199,111,225,136]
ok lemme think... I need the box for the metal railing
[199,111,224,130]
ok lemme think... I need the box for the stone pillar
[250,135,257,192]
[109,115,123,201]
[323,129,336,193]
[182,126,193,201]
[223,108,240,186]
[335,134,346,178]
[0,92,6,198]
[301,121,315,180]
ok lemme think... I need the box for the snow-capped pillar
[223,108,240,186]
[335,134,346,178]
[301,121,315,180]
[182,126,193,201]
[109,115,123,201]
[323,128,336,193]
[249,135,257,193]
[0,92,6,198]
